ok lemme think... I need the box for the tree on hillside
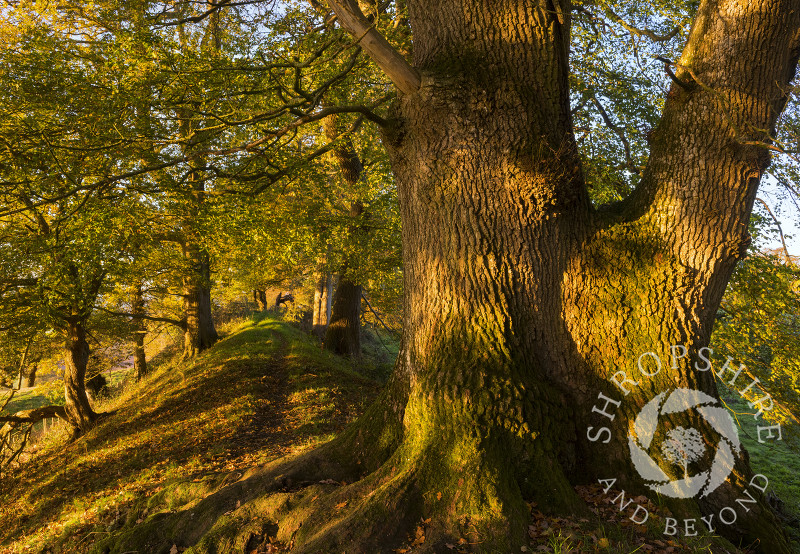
[321,110,366,357]
[0,195,134,436]
[246,0,798,551]
[3,0,798,550]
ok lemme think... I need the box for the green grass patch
[719,386,800,549]
[0,315,381,554]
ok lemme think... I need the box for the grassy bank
[1,317,798,553]
[0,315,380,553]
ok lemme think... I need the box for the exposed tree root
[98,397,586,554]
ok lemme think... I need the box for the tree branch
[755,197,792,261]
[590,95,640,175]
[326,0,420,95]
[604,8,681,42]
[361,291,398,336]
[0,405,67,425]
[94,306,186,328]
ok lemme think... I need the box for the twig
[360,292,398,336]
[755,197,792,261]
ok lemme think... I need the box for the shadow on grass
[0,316,381,553]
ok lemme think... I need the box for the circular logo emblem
[628,388,741,498]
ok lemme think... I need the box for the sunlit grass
[0,314,381,554]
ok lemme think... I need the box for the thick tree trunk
[63,318,98,435]
[321,111,365,357]
[324,277,362,357]
[312,272,333,339]
[131,285,148,380]
[253,289,268,311]
[298,0,800,552]
[24,363,37,388]
[182,244,218,358]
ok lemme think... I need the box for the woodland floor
[0,314,798,553]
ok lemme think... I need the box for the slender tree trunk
[63,318,98,435]
[133,332,147,380]
[182,244,218,358]
[312,272,333,339]
[132,284,148,379]
[15,338,31,390]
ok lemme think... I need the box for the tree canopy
[0,0,799,552]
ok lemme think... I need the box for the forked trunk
[63,318,98,435]
[300,0,800,552]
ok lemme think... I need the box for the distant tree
[713,250,800,422]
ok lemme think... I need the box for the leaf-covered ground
[0,315,798,553]
[0,315,380,553]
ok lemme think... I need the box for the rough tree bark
[286,0,800,551]
[323,112,365,357]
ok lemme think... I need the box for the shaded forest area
[1,0,800,552]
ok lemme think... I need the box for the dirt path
[225,332,296,461]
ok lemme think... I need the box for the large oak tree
[280,0,800,551]
[5,0,797,551]
[107,0,800,552]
